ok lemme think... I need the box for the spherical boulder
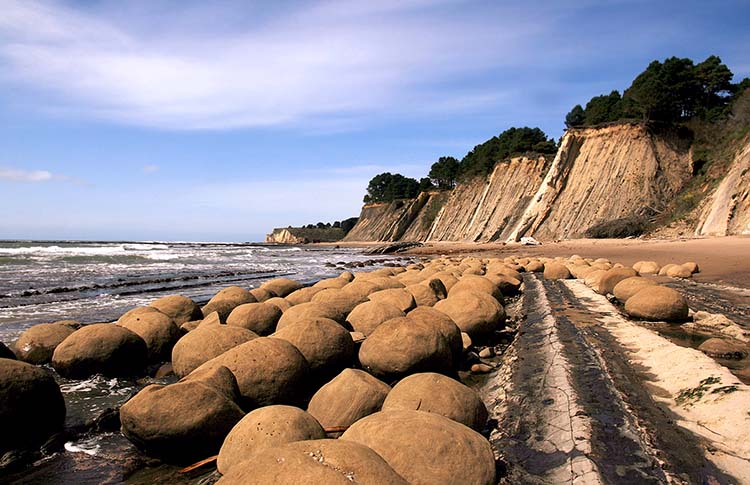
[285,287,325,306]
[658,264,679,276]
[276,302,349,328]
[118,309,180,362]
[484,273,521,296]
[249,287,274,302]
[217,405,326,474]
[624,286,689,322]
[13,321,77,365]
[341,410,496,485]
[261,278,303,298]
[120,365,245,462]
[407,306,462,365]
[596,267,638,295]
[526,260,545,272]
[194,337,310,409]
[307,369,391,429]
[149,295,203,325]
[434,292,505,339]
[226,302,282,335]
[404,283,441,307]
[216,439,408,485]
[312,277,349,290]
[448,275,503,303]
[633,261,660,275]
[666,265,692,278]
[612,277,658,302]
[428,271,459,291]
[359,317,452,381]
[543,263,572,280]
[584,269,608,288]
[382,373,487,431]
[273,318,355,381]
[172,325,258,378]
[52,324,148,378]
[265,297,292,313]
[202,286,257,321]
[697,338,748,359]
[341,280,379,300]
[346,301,405,336]
[682,261,700,274]
[310,289,365,317]
[0,358,66,453]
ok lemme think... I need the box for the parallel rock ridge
[345,123,750,242]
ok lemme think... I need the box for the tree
[316,222,326,229]
[341,217,359,233]
[428,156,460,189]
[363,172,420,203]
[332,221,341,228]
[623,57,700,122]
[458,127,557,179]
[565,104,585,128]
[419,177,434,192]
[583,91,623,125]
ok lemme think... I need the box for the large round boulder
[276,302,349,328]
[312,277,350,290]
[382,373,487,431]
[666,265,693,278]
[226,302,282,336]
[202,286,257,321]
[249,287,274,302]
[12,321,77,365]
[52,324,148,378]
[310,289,364,317]
[633,261,660,275]
[217,405,326,474]
[543,263,572,280]
[448,275,503,303]
[265,297,292,313]
[149,295,203,325]
[346,301,405,336]
[367,289,416,313]
[120,365,245,462]
[307,369,391,429]
[596,268,638,295]
[273,318,355,382]
[285,287,325,306]
[341,410,496,485]
[261,278,303,298]
[118,308,180,362]
[407,306,462,365]
[612,277,658,302]
[624,286,689,322]
[404,282,442,307]
[216,439,408,485]
[194,337,310,409]
[0,359,66,453]
[359,317,452,381]
[172,325,259,378]
[484,273,521,296]
[434,292,505,339]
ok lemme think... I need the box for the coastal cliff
[345,123,696,242]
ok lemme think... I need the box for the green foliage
[565,104,585,128]
[363,172,420,203]
[458,127,557,179]
[340,217,359,233]
[428,156,460,189]
[419,177,434,192]
[567,55,743,127]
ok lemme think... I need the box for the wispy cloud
[0,166,90,185]
[0,0,550,131]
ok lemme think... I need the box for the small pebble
[470,363,493,374]
[478,347,495,359]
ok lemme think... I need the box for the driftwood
[179,455,218,474]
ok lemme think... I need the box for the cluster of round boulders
[434,291,505,338]
[261,277,303,298]
[149,294,203,325]
[120,365,245,462]
[217,439,408,485]
[0,358,66,453]
[52,323,148,378]
[341,410,496,485]
[346,301,404,336]
[202,286,257,321]
[217,405,325,474]
[12,320,78,364]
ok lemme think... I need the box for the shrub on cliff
[584,216,649,239]
[363,172,420,203]
[428,156,459,189]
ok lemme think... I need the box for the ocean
[0,240,405,483]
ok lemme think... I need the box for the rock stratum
[345,123,750,242]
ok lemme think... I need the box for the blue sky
[1,0,749,242]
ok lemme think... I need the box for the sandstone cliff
[344,123,697,242]
[696,139,750,236]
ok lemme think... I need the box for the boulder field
[0,256,714,479]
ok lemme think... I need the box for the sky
[1,0,749,242]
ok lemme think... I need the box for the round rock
[434,292,505,339]
[346,301,405,336]
[307,368,391,429]
[624,286,689,322]
[226,302,282,336]
[172,325,259,378]
[118,309,180,362]
[149,295,203,325]
[12,321,77,365]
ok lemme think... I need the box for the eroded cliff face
[344,124,695,242]
[266,229,307,244]
[696,139,750,236]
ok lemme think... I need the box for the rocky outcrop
[696,139,750,236]
[265,228,308,244]
[344,124,695,242]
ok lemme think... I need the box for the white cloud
[143,164,159,174]
[0,0,546,130]
[0,168,53,182]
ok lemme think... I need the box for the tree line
[566,55,750,128]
